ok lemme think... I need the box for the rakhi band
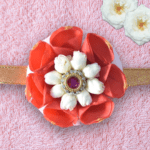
[1,26,149,128]
[0,65,149,87]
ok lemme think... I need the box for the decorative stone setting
[61,70,87,95]
[67,76,80,89]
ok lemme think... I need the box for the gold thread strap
[0,65,149,87]
[0,65,27,85]
[123,68,150,87]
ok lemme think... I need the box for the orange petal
[26,74,43,108]
[104,64,127,98]
[50,26,83,55]
[79,94,114,125]
[81,33,114,67]
[29,41,56,73]
[43,100,78,128]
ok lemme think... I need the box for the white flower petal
[44,71,62,85]
[60,94,77,111]
[71,51,87,70]
[83,63,101,79]
[50,84,65,98]
[124,4,150,45]
[86,78,105,95]
[54,55,72,73]
[77,90,92,107]
[101,0,138,29]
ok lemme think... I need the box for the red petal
[26,74,43,108]
[43,100,78,128]
[99,64,111,83]
[43,84,57,106]
[32,73,45,94]
[50,26,83,55]
[104,64,127,98]
[79,94,114,125]
[81,33,114,67]
[29,41,56,73]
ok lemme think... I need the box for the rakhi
[0,26,149,128]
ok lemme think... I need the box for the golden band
[0,65,27,85]
[0,65,149,87]
[123,68,150,87]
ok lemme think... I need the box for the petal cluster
[45,51,103,111]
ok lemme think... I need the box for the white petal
[44,71,62,85]
[83,63,101,79]
[77,90,92,107]
[50,84,65,98]
[54,55,72,73]
[86,78,105,95]
[71,51,87,70]
[60,94,77,111]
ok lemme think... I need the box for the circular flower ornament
[124,5,150,45]
[101,0,138,29]
[45,51,103,111]
[25,26,127,127]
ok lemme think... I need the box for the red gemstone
[67,76,80,89]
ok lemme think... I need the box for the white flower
[44,71,62,85]
[86,78,105,95]
[44,51,105,111]
[124,5,150,45]
[101,0,138,29]
[83,63,101,79]
[71,51,87,70]
[54,55,72,73]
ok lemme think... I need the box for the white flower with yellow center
[101,0,138,29]
[44,51,105,111]
[124,5,150,45]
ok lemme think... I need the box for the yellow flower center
[114,3,124,15]
[137,19,147,31]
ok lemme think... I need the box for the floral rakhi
[26,26,127,127]
[0,26,149,128]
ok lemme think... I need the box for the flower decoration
[124,4,150,45]
[25,26,127,128]
[45,51,103,111]
[101,0,138,29]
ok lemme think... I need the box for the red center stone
[67,76,80,89]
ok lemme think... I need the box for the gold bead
[95,118,104,123]
[64,26,72,30]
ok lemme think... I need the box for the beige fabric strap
[0,65,149,87]
[0,65,27,85]
[123,68,150,87]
